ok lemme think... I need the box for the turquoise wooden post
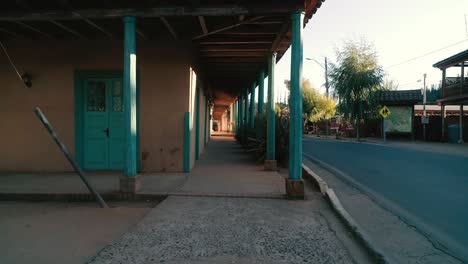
[287,11,305,198]
[245,89,249,128]
[195,84,200,160]
[249,83,255,129]
[123,16,137,177]
[238,96,244,136]
[265,53,277,170]
[244,89,249,129]
[204,97,208,146]
[258,71,265,115]
[183,112,190,172]
[233,101,237,134]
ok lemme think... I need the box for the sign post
[379,105,391,143]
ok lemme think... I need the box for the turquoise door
[83,78,125,170]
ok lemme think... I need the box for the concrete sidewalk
[0,136,284,199]
[1,135,374,263]
[85,137,371,263]
[88,193,371,263]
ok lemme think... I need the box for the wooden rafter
[0,7,250,21]
[49,20,86,39]
[136,28,148,40]
[201,47,269,52]
[200,57,265,63]
[0,27,22,38]
[160,17,177,39]
[201,51,265,57]
[193,16,264,40]
[270,19,290,53]
[245,21,283,25]
[218,28,278,35]
[54,0,113,39]
[73,12,113,38]
[15,21,53,38]
[198,16,208,34]
[199,34,274,45]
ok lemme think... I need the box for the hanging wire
[385,38,468,69]
[0,40,28,88]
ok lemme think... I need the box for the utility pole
[325,57,329,98]
[423,73,427,141]
[324,57,330,135]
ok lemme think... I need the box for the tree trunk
[356,101,362,141]
[356,118,360,141]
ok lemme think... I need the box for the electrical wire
[385,38,468,69]
[397,80,423,87]
[0,40,27,88]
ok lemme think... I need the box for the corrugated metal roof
[433,49,468,69]
[376,89,422,105]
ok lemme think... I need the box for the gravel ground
[88,196,356,264]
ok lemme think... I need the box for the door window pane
[112,80,123,112]
[87,81,106,112]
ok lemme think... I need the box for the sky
[267,0,468,103]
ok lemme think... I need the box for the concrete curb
[302,163,391,264]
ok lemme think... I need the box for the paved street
[303,137,468,261]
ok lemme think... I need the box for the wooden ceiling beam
[201,47,269,52]
[0,27,23,38]
[200,43,275,51]
[200,57,265,63]
[193,16,264,40]
[74,13,113,38]
[136,28,148,40]
[14,21,53,38]
[49,20,86,39]
[245,21,283,25]
[200,40,272,45]
[160,17,177,39]
[54,0,113,39]
[198,34,275,45]
[198,16,208,34]
[204,65,260,69]
[0,5,302,21]
[270,19,290,53]
[200,51,266,57]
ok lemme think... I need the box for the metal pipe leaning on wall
[33,107,109,208]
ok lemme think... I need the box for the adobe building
[0,0,325,197]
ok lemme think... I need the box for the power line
[398,81,421,87]
[385,38,468,69]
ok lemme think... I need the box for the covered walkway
[0,136,285,199]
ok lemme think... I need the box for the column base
[285,179,305,200]
[458,139,464,144]
[264,160,277,171]
[120,175,141,194]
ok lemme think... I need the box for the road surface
[303,137,468,261]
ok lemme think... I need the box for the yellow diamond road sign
[379,106,391,119]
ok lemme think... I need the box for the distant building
[433,49,468,142]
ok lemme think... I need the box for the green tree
[302,80,336,122]
[329,39,384,140]
[381,78,399,91]
[285,79,336,129]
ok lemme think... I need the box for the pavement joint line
[0,192,167,202]
[143,192,286,200]
[302,152,467,262]
[301,162,391,264]
[0,191,286,201]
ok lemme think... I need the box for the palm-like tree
[329,40,384,140]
